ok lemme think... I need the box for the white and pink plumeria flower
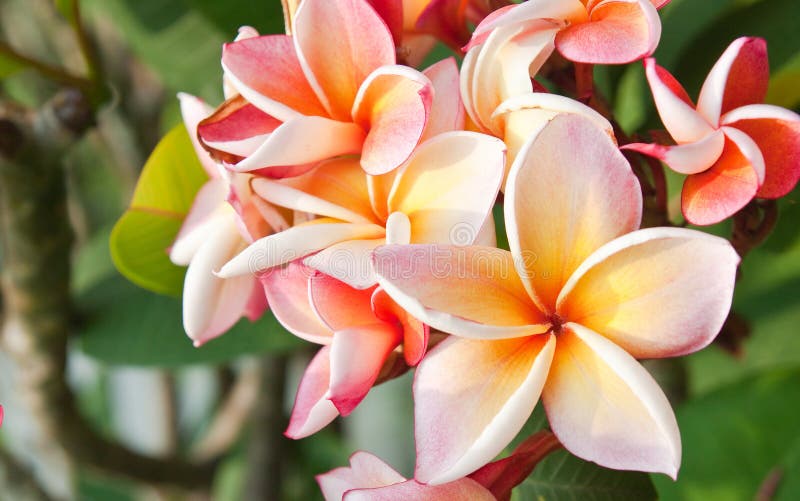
[201,0,435,177]
[624,37,800,225]
[261,261,428,438]
[373,113,739,483]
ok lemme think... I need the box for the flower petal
[722,104,800,198]
[421,57,465,141]
[414,335,556,484]
[697,37,768,126]
[556,0,661,64]
[293,0,396,120]
[388,131,506,246]
[681,133,760,225]
[308,272,379,330]
[230,116,366,174]
[371,287,429,366]
[373,244,549,339]
[170,179,229,266]
[221,35,327,121]
[178,92,218,177]
[286,346,340,439]
[197,95,282,161]
[353,65,433,175]
[218,220,386,277]
[345,478,494,500]
[557,227,739,358]
[644,58,714,143]
[505,113,642,313]
[543,323,681,478]
[328,323,402,415]
[304,238,384,290]
[622,129,726,175]
[260,260,332,344]
[317,451,406,501]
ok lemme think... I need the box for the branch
[0,90,216,493]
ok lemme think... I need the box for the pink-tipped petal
[304,239,384,290]
[221,35,327,121]
[230,116,366,174]
[243,280,268,322]
[681,134,760,225]
[260,260,332,344]
[644,58,714,143]
[352,65,432,175]
[345,478,494,500]
[722,126,765,184]
[293,0,396,120]
[697,37,769,125]
[544,323,681,478]
[722,105,800,198]
[177,93,218,177]
[558,227,739,358]
[622,129,726,175]
[556,0,661,64]
[170,179,229,266]
[387,132,506,245]
[371,287,429,366]
[328,323,402,415]
[373,244,549,339]
[217,221,386,278]
[414,335,556,484]
[505,113,642,313]
[421,58,465,141]
[308,272,378,330]
[317,451,406,501]
[197,96,282,160]
[286,346,340,439]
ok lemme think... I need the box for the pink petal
[505,113,641,313]
[304,239,384,290]
[420,58,465,141]
[373,244,550,339]
[643,58,714,143]
[221,35,327,121]
[170,179,229,266]
[293,0,396,120]
[372,287,429,366]
[178,92,218,177]
[308,272,379,330]
[243,280,268,322]
[317,451,406,501]
[622,129,726,175]
[543,323,681,478]
[197,96,282,161]
[328,323,402,415]
[556,0,661,64]
[557,227,739,358]
[352,65,433,175]
[722,105,800,198]
[696,37,769,126]
[260,260,332,344]
[286,346,340,439]
[414,335,556,484]
[681,134,761,225]
[230,116,366,174]
[345,478,494,500]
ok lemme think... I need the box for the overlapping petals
[374,114,739,482]
[209,0,434,176]
[624,37,800,224]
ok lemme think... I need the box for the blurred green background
[1,0,799,499]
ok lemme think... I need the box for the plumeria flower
[263,261,428,438]
[202,0,434,177]
[461,0,668,133]
[623,37,800,225]
[169,94,285,346]
[216,111,504,290]
[373,113,739,483]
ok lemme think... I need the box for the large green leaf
[76,273,303,367]
[655,369,800,501]
[0,51,26,79]
[110,124,208,297]
[182,0,286,37]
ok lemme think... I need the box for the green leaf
[182,0,286,37]
[654,369,800,501]
[53,0,76,23]
[77,274,302,367]
[512,450,658,501]
[110,124,208,297]
[0,51,26,79]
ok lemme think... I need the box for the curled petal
[506,113,642,313]
[304,238,384,290]
[421,57,465,141]
[622,129,726,175]
[697,37,769,126]
[557,227,739,358]
[317,451,406,501]
[170,179,229,266]
[198,95,282,161]
[345,478,494,500]
[286,346,339,439]
[178,93,218,177]
[372,288,429,366]
[373,244,549,339]
[556,0,661,64]
[414,335,556,484]
[308,272,378,330]
[294,0,396,120]
[544,323,681,478]
[352,65,433,175]
[644,58,714,143]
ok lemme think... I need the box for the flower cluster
[127,0,800,498]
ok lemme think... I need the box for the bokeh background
[0,0,798,499]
